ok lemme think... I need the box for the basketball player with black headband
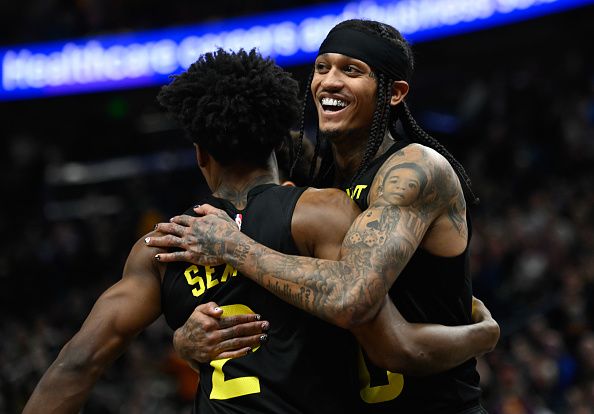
[148,19,496,414]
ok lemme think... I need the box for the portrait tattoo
[378,162,428,207]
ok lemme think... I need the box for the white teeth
[321,97,347,107]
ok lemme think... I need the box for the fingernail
[246,347,252,355]
[155,254,161,261]
[259,334,268,343]
[194,204,201,209]
[261,322,270,331]
[255,314,261,321]
[154,224,158,230]
[214,307,221,312]
[144,237,150,244]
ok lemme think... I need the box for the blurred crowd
[1,2,593,414]
[455,34,594,413]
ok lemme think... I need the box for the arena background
[1,1,593,413]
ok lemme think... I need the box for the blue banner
[1,0,592,101]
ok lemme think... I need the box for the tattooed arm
[148,145,466,329]
[150,179,499,372]
[273,184,498,374]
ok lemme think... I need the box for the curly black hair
[157,48,301,167]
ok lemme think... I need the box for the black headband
[317,27,410,81]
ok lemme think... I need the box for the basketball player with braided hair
[148,20,495,413]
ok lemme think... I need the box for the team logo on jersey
[346,184,367,200]
[235,213,243,230]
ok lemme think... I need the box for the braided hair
[158,48,300,168]
[299,19,478,203]
[290,71,314,179]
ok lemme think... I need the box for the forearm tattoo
[222,145,466,326]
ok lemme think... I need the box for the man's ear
[390,80,409,106]
[195,143,209,168]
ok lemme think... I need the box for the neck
[211,162,278,210]
[330,129,396,185]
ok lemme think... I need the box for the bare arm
[149,146,457,329]
[351,296,500,376]
[294,189,500,372]
[148,203,421,329]
[149,171,498,373]
[23,236,164,414]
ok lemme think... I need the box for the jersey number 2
[358,348,404,403]
[209,304,261,400]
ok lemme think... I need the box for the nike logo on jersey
[235,213,243,230]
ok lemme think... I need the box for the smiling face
[311,53,377,141]
[380,166,423,206]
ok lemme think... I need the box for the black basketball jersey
[161,184,360,414]
[344,141,482,414]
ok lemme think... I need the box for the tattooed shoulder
[447,192,468,238]
[369,143,463,218]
